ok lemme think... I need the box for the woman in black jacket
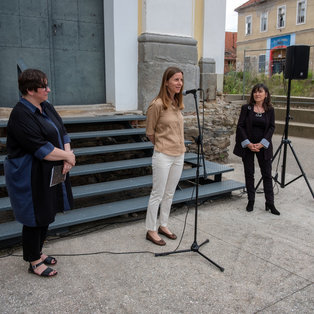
[233,83,280,215]
[5,69,76,277]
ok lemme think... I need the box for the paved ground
[0,135,313,313]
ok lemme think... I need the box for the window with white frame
[259,55,266,73]
[245,15,252,35]
[277,5,286,28]
[260,12,268,32]
[297,0,306,24]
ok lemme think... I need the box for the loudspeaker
[284,45,310,79]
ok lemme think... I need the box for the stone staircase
[272,96,314,139]
[0,113,245,245]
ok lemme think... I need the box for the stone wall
[184,97,242,162]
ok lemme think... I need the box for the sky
[225,0,248,31]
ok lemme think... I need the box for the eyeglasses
[38,85,50,91]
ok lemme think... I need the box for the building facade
[235,0,314,75]
[0,0,227,112]
[224,32,237,73]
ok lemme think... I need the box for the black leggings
[22,225,49,262]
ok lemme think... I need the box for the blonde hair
[155,67,184,110]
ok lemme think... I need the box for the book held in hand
[50,165,66,187]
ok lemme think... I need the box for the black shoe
[265,203,280,215]
[246,200,254,212]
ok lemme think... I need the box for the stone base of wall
[184,97,241,162]
[138,33,199,112]
[199,57,216,101]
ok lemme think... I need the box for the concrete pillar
[138,33,199,112]
[199,58,217,101]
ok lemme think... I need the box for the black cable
[0,216,150,258]
[5,250,156,258]
[168,185,196,253]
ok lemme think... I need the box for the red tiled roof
[235,0,266,12]
[225,32,237,59]
[225,32,237,50]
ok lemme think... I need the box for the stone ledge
[0,104,144,120]
[54,104,115,117]
[138,33,197,46]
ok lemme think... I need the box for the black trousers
[242,149,274,204]
[22,225,49,262]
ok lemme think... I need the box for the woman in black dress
[233,83,280,215]
[4,69,76,277]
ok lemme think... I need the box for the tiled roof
[235,0,266,12]
[225,32,237,59]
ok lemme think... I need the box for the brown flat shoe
[158,227,177,240]
[146,232,166,246]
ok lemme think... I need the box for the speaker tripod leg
[287,141,314,198]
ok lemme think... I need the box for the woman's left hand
[63,161,73,174]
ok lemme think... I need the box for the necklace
[254,105,264,117]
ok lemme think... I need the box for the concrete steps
[0,114,245,244]
[274,107,314,139]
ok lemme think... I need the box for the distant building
[225,32,237,73]
[235,0,314,75]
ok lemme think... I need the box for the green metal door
[0,0,105,107]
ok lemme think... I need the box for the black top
[252,112,266,143]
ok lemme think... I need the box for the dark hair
[249,83,272,111]
[18,69,48,95]
[155,66,184,110]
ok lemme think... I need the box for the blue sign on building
[270,35,291,48]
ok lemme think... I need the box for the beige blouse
[146,98,186,156]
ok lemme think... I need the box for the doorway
[0,0,105,107]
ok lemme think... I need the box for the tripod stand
[155,91,224,272]
[255,77,314,198]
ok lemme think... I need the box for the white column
[142,0,193,37]
[203,0,227,92]
[104,0,138,111]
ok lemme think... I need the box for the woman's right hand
[147,135,155,144]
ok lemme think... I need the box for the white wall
[203,0,226,91]
[103,0,227,110]
[104,0,138,111]
[142,0,194,37]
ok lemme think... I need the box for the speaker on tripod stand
[256,45,314,198]
[284,45,310,80]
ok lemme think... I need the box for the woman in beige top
[145,67,186,246]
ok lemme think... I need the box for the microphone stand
[155,91,224,272]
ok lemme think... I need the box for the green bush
[223,70,314,96]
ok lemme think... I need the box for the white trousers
[145,151,184,231]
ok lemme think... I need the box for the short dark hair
[18,69,48,95]
[249,83,272,111]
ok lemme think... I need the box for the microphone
[182,88,201,95]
